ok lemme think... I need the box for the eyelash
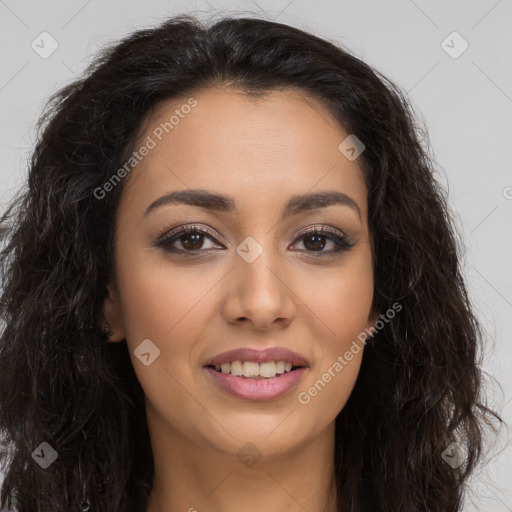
[155,224,356,257]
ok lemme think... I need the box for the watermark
[134,338,161,366]
[503,186,512,200]
[236,236,264,263]
[31,31,59,59]
[237,442,262,468]
[441,31,469,60]
[441,441,466,469]
[338,134,365,161]
[93,97,198,200]
[31,441,58,469]
[297,302,402,405]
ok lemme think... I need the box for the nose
[221,241,296,331]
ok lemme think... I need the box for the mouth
[204,361,305,380]
[203,346,309,401]
[203,347,309,401]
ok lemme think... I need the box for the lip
[203,347,309,368]
[204,366,308,401]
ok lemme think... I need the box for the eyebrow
[144,189,362,221]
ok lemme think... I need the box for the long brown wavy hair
[0,13,503,512]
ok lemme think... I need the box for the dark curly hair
[0,13,503,512]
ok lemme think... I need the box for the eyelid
[157,223,222,245]
[293,224,348,240]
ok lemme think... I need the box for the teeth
[230,360,243,376]
[243,361,260,377]
[212,360,298,378]
[259,361,276,378]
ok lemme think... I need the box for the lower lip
[204,367,308,402]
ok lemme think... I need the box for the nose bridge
[235,233,282,293]
[225,232,294,328]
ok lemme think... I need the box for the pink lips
[203,346,309,402]
[205,366,308,401]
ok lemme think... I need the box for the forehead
[119,86,367,219]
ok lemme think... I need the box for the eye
[155,225,224,254]
[155,224,356,257]
[291,225,355,256]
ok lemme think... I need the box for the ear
[101,281,126,342]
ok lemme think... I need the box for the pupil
[304,235,325,251]
[182,233,203,250]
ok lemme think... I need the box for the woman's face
[105,87,377,459]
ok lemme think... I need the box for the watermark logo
[31,31,59,59]
[338,134,365,161]
[237,442,262,468]
[441,31,469,59]
[31,441,58,469]
[441,441,466,469]
[134,338,161,366]
[236,236,264,263]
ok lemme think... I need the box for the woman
[0,13,502,512]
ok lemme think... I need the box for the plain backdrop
[0,1,511,510]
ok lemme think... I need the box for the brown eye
[156,225,223,254]
[156,224,355,258]
[303,234,328,251]
[180,232,206,250]
[292,226,355,256]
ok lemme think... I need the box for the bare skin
[103,87,378,512]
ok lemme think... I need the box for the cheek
[114,253,222,411]
[294,250,373,413]
[307,247,374,348]
[297,351,363,417]
[115,248,222,344]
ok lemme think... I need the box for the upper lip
[204,347,309,368]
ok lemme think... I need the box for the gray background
[0,1,511,510]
